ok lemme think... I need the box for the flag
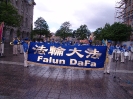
[0,22,4,40]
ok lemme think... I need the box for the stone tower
[115,0,133,41]
[3,0,36,41]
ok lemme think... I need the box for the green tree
[75,25,91,40]
[110,22,131,41]
[34,17,50,38]
[55,21,72,39]
[94,22,132,42]
[0,1,22,27]
[93,27,103,40]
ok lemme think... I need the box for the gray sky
[33,0,118,32]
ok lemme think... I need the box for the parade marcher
[13,37,19,56]
[46,39,51,44]
[17,37,20,51]
[62,39,71,46]
[104,40,114,74]
[128,43,133,61]
[89,39,92,46]
[74,41,80,46]
[120,45,125,63]
[43,38,47,44]
[35,38,38,43]
[20,38,24,54]
[115,43,121,61]
[54,40,60,46]
[23,38,29,67]
[0,36,5,56]
[39,39,43,43]
[110,43,115,59]
[50,39,55,45]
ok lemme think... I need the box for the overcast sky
[33,0,119,33]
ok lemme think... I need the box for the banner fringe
[27,61,104,71]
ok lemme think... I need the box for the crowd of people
[0,37,133,70]
[104,40,133,74]
[31,38,93,46]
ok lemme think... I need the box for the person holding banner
[104,40,114,74]
[23,38,29,67]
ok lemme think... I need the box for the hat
[107,40,111,43]
[24,38,29,41]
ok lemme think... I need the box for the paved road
[0,44,132,99]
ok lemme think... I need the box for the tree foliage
[74,25,91,40]
[94,22,132,41]
[55,21,72,39]
[34,17,50,38]
[0,1,22,27]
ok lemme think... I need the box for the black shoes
[103,72,110,75]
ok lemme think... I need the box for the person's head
[116,43,120,46]
[107,40,111,47]
[55,39,58,42]
[52,39,54,42]
[40,39,43,42]
[15,37,17,40]
[24,38,29,43]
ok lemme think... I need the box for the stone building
[3,0,36,42]
[115,0,133,41]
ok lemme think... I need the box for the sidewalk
[0,44,133,99]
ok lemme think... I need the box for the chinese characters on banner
[28,42,107,68]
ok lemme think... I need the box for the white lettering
[70,59,77,65]
[59,60,65,64]
[84,60,90,66]
[77,61,84,66]
[90,62,96,67]
[43,58,48,63]
[49,57,52,63]
[37,56,43,61]
[53,59,59,64]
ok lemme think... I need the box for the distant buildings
[3,0,35,41]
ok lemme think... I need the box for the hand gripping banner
[28,42,107,69]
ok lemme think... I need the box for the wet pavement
[0,44,133,99]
